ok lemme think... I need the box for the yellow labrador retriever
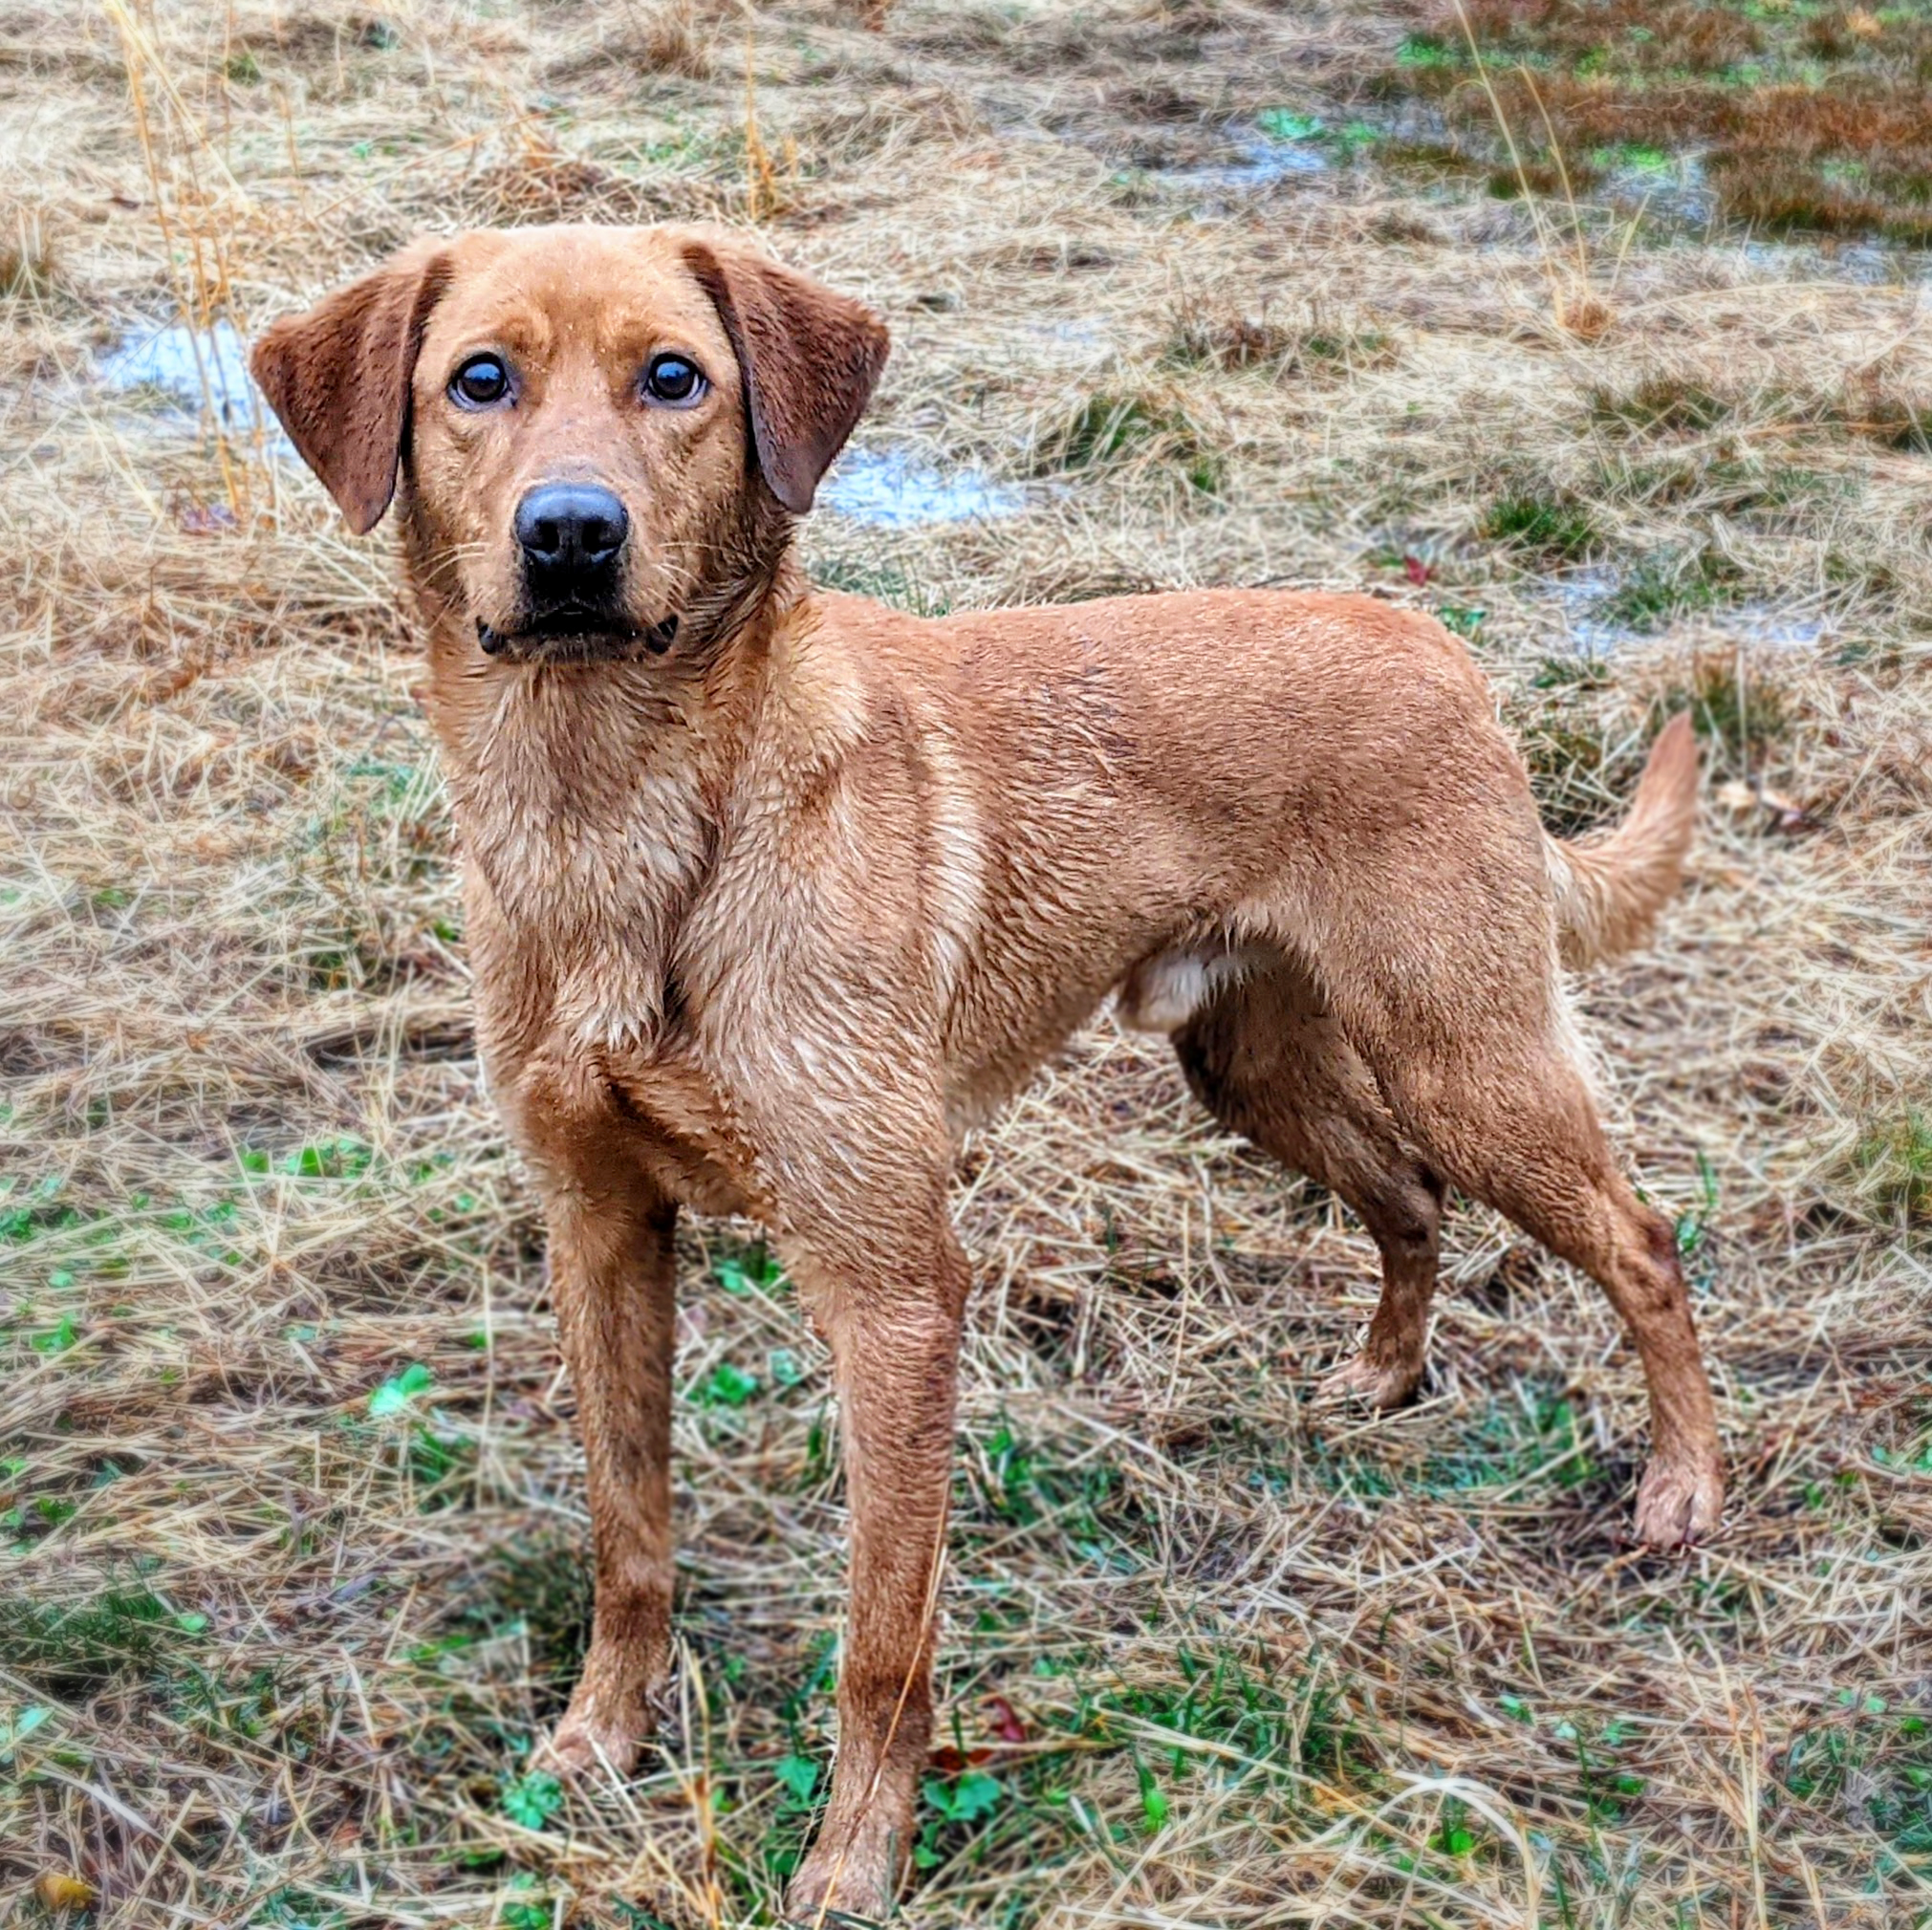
[253,224,1722,1921]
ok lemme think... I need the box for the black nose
[514,483,628,576]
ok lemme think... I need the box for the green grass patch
[1032,391,1224,494]
[1596,549,1746,631]
[1483,489,1600,559]
[1162,308,1292,372]
[1393,31,1457,71]
[0,224,66,304]
[1313,1379,1610,1504]
[1651,648,1792,762]
[954,1418,1141,1569]
[1840,1110,1932,1233]
[1594,141,1674,175]
[1776,1694,1932,1865]
[1076,1643,1370,1788]
[1376,135,1489,182]
[1834,378,1932,453]
[1373,0,1932,242]
[1424,1387,1600,1494]
[445,1535,593,1719]
[1163,306,1394,380]
[1505,680,1639,839]
[1291,324,1395,373]
[810,555,952,617]
[1163,307,1394,379]
[867,1643,1382,1900]
[1487,151,1603,200]
[1591,372,1739,437]
[0,1586,212,1698]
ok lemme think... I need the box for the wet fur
[253,224,1724,1925]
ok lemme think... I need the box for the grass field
[3,1,1931,1924]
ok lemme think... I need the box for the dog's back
[819,584,1690,1095]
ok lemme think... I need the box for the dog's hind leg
[1173,959,1446,1411]
[1313,887,1725,1548]
[1382,1034,1723,1547]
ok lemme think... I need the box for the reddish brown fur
[252,224,1725,1923]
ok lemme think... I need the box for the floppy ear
[682,238,889,515]
[250,240,451,534]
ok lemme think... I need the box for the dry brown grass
[3,2,1930,1926]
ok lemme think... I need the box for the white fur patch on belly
[1116,943,1270,1033]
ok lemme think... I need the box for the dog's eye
[641,353,706,407]
[449,355,510,409]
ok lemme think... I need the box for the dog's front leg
[533,1162,679,1779]
[785,1216,968,1925]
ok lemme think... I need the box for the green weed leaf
[0,1704,50,1763]
[1257,109,1324,141]
[1136,1757,1169,1832]
[368,1362,434,1419]
[30,1316,77,1355]
[696,1360,758,1409]
[500,1769,564,1831]
[774,1753,820,1807]
[923,1768,1003,1824]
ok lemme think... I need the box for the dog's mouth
[476,609,680,663]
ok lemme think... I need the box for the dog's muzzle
[475,611,680,661]
[476,480,679,661]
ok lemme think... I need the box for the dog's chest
[465,844,769,1217]
[482,832,701,1053]
[458,715,716,1057]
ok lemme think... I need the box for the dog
[252,223,1723,1921]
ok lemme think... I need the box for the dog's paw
[784,1819,901,1928]
[1314,1349,1423,1413]
[533,1692,650,1781]
[1633,1450,1725,1551]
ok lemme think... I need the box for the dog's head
[251,225,888,664]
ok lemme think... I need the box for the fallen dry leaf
[1714,779,1815,834]
[36,1873,98,1912]
[986,1694,1029,1745]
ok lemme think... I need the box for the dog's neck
[408,545,868,1019]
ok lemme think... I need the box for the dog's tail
[1546,712,1700,969]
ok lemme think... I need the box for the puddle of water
[1163,122,1331,213]
[1100,113,1342,219]
[1205,133,1330,186]
[1598,152,1930,276]
[1024,317,1109,350]
[1546,567,1641,657]
[98,319,288,446]
[1597,149,1715,228]
[1539,568,1826,655]
[1740,235,1928,287]
[1712,605,1827,650]
[820,447,1025,528]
